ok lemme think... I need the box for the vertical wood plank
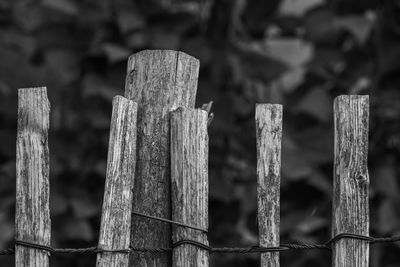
[170,107,209,267]
[16,87,51,267]
[255,104,282,267]
[125,50,199,267]
[96,96,138,267]
[333,95,369,267]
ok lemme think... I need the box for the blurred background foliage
[0,0,400,266]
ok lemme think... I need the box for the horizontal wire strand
[2,233,398,256]
[132,211,208,233]
[2,213,399,256]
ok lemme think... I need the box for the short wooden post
[125,50,199,266]
[170,107,209,267]
[332,95,369,267]
[16,87,51,267]
[255,104,282,267]
[96,96,138,267]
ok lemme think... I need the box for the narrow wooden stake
[125,50,199,266]
[96,96,138,267]
[255,104,282,267]
[333,95,369,267]
[16,87,51,267]
[171,107,209,267]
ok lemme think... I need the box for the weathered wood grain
[125,50,199,267]
[255,104,282,267]
[96,96,138,267]
[170,107,209,267]
[333,95,369,267]
[16,87,51,267]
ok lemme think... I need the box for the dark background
[0,0,400,266]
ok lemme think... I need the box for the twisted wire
[0,233,397,256]
[1,213,398,256]
[132,211,208,233]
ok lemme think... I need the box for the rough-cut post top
[125,50,200,110]
[18,87,50,135]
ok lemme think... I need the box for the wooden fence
[13,50,371,267]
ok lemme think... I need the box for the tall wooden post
[170,107,209,267]
[125,50,199,266]
[16,87,51,267]
[96,96,138,267]
[332,95,369,267]
[255,104,282,267]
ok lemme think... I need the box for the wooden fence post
[255,104,282,267]
[332,95,369,267]
[125,50,199,266]
[16,87,51,267]
[170,107,209,267]
[96,96,138,267]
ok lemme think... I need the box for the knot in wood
[127,69,136,85]
[355,174,367,184]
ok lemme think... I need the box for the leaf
[235,42,288,82]
[126,31,149,49]
[13,4,47,32]
[297,216,327,234]
[0,29,36,56]
[117,11,145,33]
[42,0,78,16]
[308,48,344,79]
[306,171,332,194]
[82,74,120,101]
[349,76,371,94]
[280,210,309,234]
[242,0,281,36]
[275,67,306,93]
[236,217,258,244]
[279,0,325,17]
[101,43,131,63]
[263,38,314,68]
[335,15,374,45]
[304,7,340,45]
[295,88,332,122]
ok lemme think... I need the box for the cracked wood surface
[96,96,138,267]
[125,50,199,267]
[256,104,282,267]
[16,87,51,267]
[171,107,209,267]
[333,95,369,267]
